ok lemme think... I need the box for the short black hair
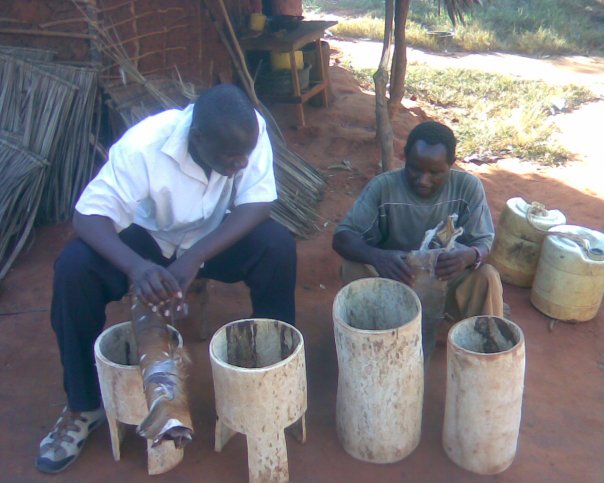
[191,84,257,140]
[404,121,457,165]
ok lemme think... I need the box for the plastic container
[530,225,604,322]
[270,50,304,70]
[490,198,566,287]
[249,13,267,32]
[333,278,423,463]
[443,316,525,475]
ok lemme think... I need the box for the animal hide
[407,215,463,360]
[131,298,194,448]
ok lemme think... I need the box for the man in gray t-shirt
[333,121,503,330]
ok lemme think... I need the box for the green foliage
[304,0,604,55]
[304,0,384,17]
[331,16,384,40]
[344,62,597,165]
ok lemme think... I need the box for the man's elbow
[257,202,272,221]
[332,231,347,256]
[72,212,114,240]
[72,210,85,235]
[242,201,272,224]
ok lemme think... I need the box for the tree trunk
[374,0,395,172]
[388,0,410,118]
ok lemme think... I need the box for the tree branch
[388,0,410,118]
[373,0,395,172]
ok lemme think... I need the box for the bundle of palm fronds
[0,135,48,281]
[0,46,57,62]
[0,53,77,159]
[75,1,325,238]
[263,109,325,236]
[35,63,99,224]
[0,51,100,281]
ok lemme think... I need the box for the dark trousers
[51,219,297,411]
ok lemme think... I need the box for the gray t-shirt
[335,168,494,251]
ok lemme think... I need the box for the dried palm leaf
[0,135,48,281]
[439,0,483,25]
[0,45,57,62]
[0,53,77,159]
[35,63,100,224]
[71,1,177,110]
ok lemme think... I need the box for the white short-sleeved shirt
[75,104,277,258]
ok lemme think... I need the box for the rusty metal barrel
[333,278,424,463]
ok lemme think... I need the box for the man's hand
[73,212,184,309]
[370,249,415,286]
[435,246,476,281]
[167,257,199,298]
[129,259,182,307]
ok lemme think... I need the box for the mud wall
[0,0,253,86]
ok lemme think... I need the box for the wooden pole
[0,28,94,39]
[216,0,260,106]
[374,0,395,172]
[388,0,410,118]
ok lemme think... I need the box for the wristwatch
[469,246,482,271]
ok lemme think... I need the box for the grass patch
[343,62,597,165]
[330,16,384,41]
[304,0,604,55]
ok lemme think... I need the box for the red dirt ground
[0,63,602,482]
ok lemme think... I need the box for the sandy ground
[330,38,604,200]
[330,38,604,94]
[0,44,602,482]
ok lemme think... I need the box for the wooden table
[239,20,337,126]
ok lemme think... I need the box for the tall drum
[210,318,307,483]
[443,316,525,475]
[94,321,185,475]
[333,278,423,463]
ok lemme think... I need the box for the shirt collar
[161,104,209,183]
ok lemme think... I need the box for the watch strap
[470,246,482,270]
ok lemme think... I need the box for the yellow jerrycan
[489,198,565,287]
[531,225,604,322]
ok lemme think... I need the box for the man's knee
[476,263,503,289]
[340,259,378,284]
[54,239,99,284]
[252,219,296,266]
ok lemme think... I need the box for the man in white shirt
[36,85,297,473]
